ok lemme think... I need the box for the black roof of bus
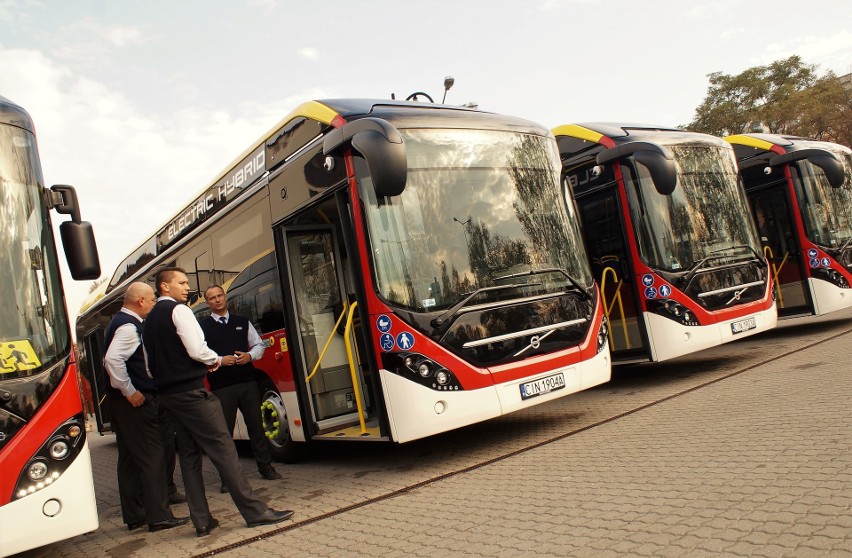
[0,94,36,133]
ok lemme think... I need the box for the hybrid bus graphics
[726,133,852,318]
[554,123,776,363]
[77,99,610,461]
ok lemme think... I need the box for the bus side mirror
[323,117,407,197]
[59,221,101,280]
[770,148,845,189]
[597,141,677,196]
[50,185,101,280]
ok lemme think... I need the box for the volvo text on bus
[77,99,611,462]
[725,133,852,318]
[553,123,777,363]
[0,94,101,557]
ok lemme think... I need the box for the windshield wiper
[680,245,763,288]
[431,283,540,328]
[493,267,591,301]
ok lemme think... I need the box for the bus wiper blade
[431,283,539,328]
[493,267,591,301]
[681,245,761,285]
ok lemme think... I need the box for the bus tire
[258,379,301,463]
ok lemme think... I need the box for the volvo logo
[530,335,541,349]
[726,287,749,306]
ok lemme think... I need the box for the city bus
[76,99,611,462]
[0,95,101,557]
[725,133,852,318]
[553,123,777,363]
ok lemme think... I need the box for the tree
[686,56,851,147]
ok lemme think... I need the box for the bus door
[748,188,811,315]
[280,224,377,439]
[576,189,648,360]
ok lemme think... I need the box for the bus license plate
[731,316,756,335]
[520,373,566,400]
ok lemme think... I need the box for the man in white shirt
[103,282,189,532]
[142,268,294,537]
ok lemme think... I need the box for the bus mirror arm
[769,149,845,188]
[49,185,101,280]
[323,117,407,197]
[596,142,677,196]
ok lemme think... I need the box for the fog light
[418,363,431,377]
[435,370,450,385]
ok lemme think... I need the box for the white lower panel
[0,441,99,558]
[645,303,777,362]
[497,347,611,415]
[809,278,852,316]
[379,369,502,443]
[282,391,306,442]
[379,347,611,444]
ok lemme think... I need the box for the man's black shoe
[196,517,220,537]
[219,484,228,494]
[168,491,187,504]
[246,508,294,527]
[148,516,190,532]
[259,465,282,480]
[127,520,146,531]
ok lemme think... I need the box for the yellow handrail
[763,246,788,308]
[343,302,368,435]
[600,266,631,349]
[304,303,348,383]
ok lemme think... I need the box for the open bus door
[747,187,811,315]
[575,188,649,361]
[275,194,383,442]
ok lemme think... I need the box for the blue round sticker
[821,257,831,268]
[642,274,655,287]
[659,284,672,297]
[376,314,392,333]
[396,332,415,350]
[809,258,820,268]
[645,286,658,299]
[807,248,818,259]
[380,333,395,351]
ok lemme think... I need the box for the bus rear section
[726,133,852,318]
[0,94,100,557]
[554,123,777,363]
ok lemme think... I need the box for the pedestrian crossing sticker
[0,340,41,374]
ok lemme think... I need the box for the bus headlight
[596,317,608,353]
[50,439,70,460]
[435,370,451,385]
[418,362,431,377]
[27,460,48,481]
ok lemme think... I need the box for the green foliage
[686,56,852,147]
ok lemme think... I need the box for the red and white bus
[725,133,852,318]
[0,95,101,557]
[76,99,611,462]
[553,123,777,363]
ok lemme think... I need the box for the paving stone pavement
[9,309,852,557]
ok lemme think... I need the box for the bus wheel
[259,382,301,463]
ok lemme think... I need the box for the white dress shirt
[103,307,144,398]
[213,311,266,361]
[160,296,220,366]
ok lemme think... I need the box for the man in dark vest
[200,285,281,494]
[103,282,189,532]
[142,267,294,537]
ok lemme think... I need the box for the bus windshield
[794,147,852,249]
[625,144,759,272]
[362,129,592,313]
[0,123,69,379]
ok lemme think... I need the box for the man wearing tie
[200,285,281,493]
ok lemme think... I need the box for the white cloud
[539,0,600,10]
[298,47,320,60]
[764,31,852,73]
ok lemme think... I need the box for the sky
[2,0,852,326]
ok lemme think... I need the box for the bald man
[103,282,189,532]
